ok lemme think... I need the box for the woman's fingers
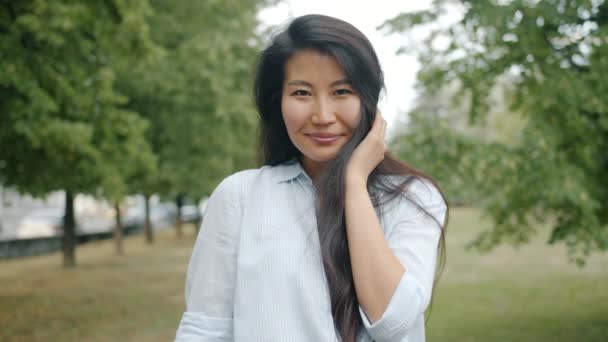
[372,111,385,140]
[383,119,388,153]
[372,111,382,133]
[382,115,386,138]
[346,110,387,180]
[375,111,387,153]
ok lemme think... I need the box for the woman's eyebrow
[330,78,351,87]
[286,78,351,87]
[286,80,312,87]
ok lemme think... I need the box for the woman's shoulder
[213,163,294,195]
[382,174,441,196]
[407,177,445,206]
[213,168,261,196]
[376,175,447,232]
[380,174,447,213]
[221,168,262,185]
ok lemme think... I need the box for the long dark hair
[253,14,447,341]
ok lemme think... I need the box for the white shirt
[175,160,446,342]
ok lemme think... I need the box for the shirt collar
[274,159,312,184]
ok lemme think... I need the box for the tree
[391,77,527,204]
[114,0,268,238]
[0,0,156,266]
[383,0,608,263]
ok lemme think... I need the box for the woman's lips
[306,133,340,144]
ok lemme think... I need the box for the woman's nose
[311,98,337,125]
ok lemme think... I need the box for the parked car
[16,208,80,239]
[180,205,201,223]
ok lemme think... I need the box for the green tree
[384,0,608,263]
[391,78,527,204]
[115,0,268,238]
[0,0,156,266]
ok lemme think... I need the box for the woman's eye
[292,90,310,96]
[334,89,353,95]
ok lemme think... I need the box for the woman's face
[281,49,362,175]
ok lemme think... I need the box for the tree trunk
[144,194,154,244]
[62,190,76,268]
[175,194,183,238]
[114,202,124,255]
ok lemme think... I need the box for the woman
[175,14,447,342]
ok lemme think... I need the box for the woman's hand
[345,111,387,187]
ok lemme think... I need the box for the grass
[427,208,608,342]
[0,225,197,342]
[1,208,607,341]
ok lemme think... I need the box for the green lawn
[427,208,608,342]
[0,225,196,342]
[1,208,607,341]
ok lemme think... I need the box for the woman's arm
[345,179,445,325]
[345,112,446,341]
[345,178,405,322]
[345,112,401,323]
[175,174,242,341]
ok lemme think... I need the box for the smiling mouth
[306,133,341,144]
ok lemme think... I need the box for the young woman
[175,14,447,342]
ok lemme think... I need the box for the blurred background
[1,0,607,341]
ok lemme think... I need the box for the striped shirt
[175,160,446,341]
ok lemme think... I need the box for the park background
[1,0,607,341]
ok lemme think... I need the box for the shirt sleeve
[359,178,447,342]
[175,174,242,341]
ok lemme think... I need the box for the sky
[257,0,434,132]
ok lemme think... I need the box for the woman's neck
[300,157,327,182]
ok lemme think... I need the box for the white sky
[257,0,433,132]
